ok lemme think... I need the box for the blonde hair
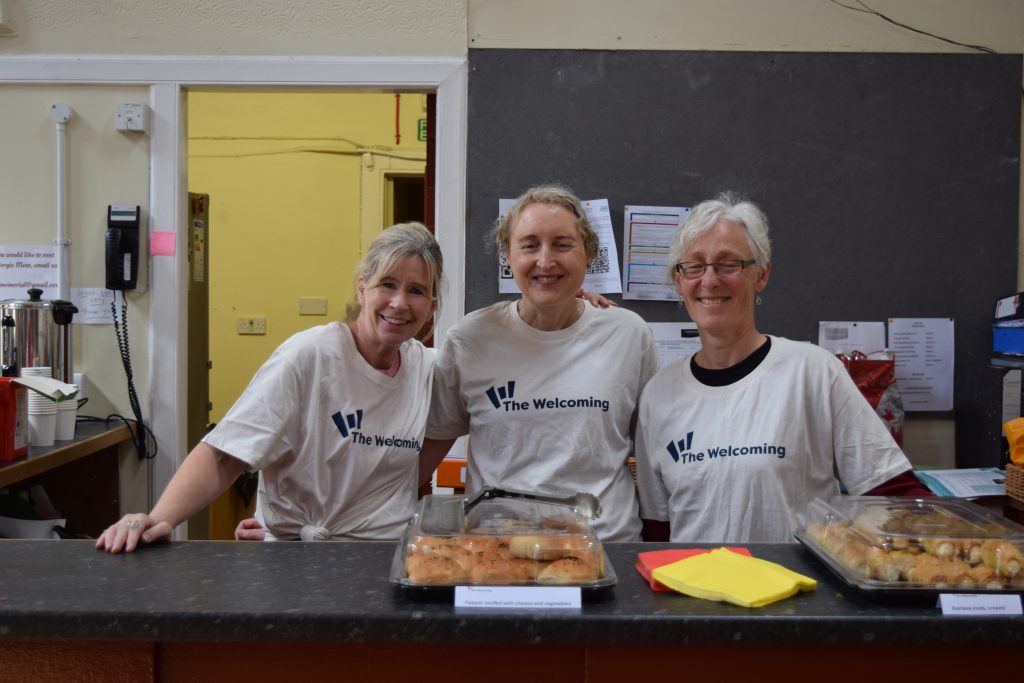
[489,184,598,262]
[346,222,444,325]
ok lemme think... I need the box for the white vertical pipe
[48,103,73,301]
[148,83,186,526]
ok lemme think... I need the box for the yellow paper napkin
[1004,417,1024,465]
[651,547,816,608]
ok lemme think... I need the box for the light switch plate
[115,102,148,133]
[298,297,328,315]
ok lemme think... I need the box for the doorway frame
[0,55,467,519]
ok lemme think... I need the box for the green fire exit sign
[417,119,427,141]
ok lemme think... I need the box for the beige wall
[0,0,467,56]
[0,85,150,420]
[469,0,1024,53]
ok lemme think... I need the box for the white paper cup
[27,399,57,414]
[28,411,57,447]
[55,401,77,440]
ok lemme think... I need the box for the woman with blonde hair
[420,185,659,542]
[98,222,444,551]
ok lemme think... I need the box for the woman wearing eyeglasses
[635,193,926,544]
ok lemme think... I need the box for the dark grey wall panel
[466,49,1021,467]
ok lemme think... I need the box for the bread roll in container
[390,494,616,589]
[796,496,1024,594]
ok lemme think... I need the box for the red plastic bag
[838,350,904,447]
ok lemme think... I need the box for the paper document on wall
[497,198,622,294]
[0,245,59,300]
[817,321,886,355]
[887,318,954,411]
[71,287,116,324]
[648,322,701,368]
[621,206,689,301]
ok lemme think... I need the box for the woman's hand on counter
[94,513,171,553]
[235,517,265,541]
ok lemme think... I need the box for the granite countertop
[0,540,1020,644]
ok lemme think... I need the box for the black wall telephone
[105,204,140,290]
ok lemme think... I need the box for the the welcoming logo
[332,409,363,438]
[666,431,694,462]
[485,381,516,409]
[331,407,422,450]
[483,380,609,413]
[666,430,787,464]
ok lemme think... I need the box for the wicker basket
[1007,462,1024,505]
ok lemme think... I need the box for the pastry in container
[796,496,1024,594]
[390,494,616,589]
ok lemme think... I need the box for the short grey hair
[668,192,771,280]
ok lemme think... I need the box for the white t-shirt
[635,336,911,543]
[204,322,434,541]
[427,301,659,541]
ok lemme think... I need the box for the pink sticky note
[150,231,176,256]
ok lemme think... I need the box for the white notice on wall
[621,205,689,301]
[648,322,701,368]
[496,198,622,294]
[887,318,955,411]
[70,287,116,324]
[0,244,59,300]
[817,321,886,355]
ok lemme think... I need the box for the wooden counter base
[1,641,1018,682]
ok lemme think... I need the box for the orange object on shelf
[436,457,467,490]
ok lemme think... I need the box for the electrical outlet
[237,317,266,335]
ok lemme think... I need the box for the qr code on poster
[499,252,512,280]
[587,246,609,275]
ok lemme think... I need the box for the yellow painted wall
[187,90,427,427]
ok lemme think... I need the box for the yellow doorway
[186,89,427,538]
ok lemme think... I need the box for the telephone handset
[105,204,140,290]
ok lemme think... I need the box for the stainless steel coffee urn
[0,288,78,382]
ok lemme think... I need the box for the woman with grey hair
[420,184,659,542]
[635,193,925,543]
[98,222,444,551]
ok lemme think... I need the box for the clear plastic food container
[389,494,616,590]
[796,496,1024,594]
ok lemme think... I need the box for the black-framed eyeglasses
[673,259,756,280]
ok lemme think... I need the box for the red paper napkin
[636,547,752,592]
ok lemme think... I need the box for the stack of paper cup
[56,391,78,441]
[21,366,57,447]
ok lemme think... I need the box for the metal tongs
[462,486,602,520]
